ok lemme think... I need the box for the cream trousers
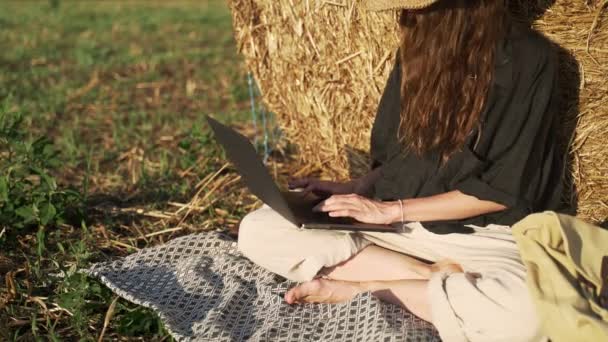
[238,205,542,342]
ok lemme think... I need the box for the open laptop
[206,115,399,233]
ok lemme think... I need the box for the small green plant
[49,0,61,10]
[0,100,81,239]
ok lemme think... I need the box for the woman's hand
[313,194,399,225]
[288,178,356,197]
[289,167,383,198]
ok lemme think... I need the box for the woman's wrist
[382,200,404,224]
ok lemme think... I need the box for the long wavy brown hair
[398,0,509,160]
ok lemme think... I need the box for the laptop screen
[206,115,299,226]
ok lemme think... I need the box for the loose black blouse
[370,24,565,228]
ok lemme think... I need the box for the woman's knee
[475,299,541,341]
[237,206,280,258]
[236,207,366,282]
[237,207,325,281]
[237,206,309,264]
[431,272,541,341]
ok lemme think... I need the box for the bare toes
[284,279,362,305]
[285,286,302,304]
[285,280,320,304]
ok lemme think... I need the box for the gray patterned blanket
[85,231,440,341]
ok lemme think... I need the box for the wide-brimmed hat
[364,0,440,11]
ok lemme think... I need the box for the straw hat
[364,0,440,11]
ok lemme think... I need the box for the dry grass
[228,0,608,223]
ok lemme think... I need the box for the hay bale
[228,0,608,223]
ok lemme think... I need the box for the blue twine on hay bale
[247,71,280,164]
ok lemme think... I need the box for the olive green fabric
[513,211,608,342]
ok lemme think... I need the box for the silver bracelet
[398,199,404,223]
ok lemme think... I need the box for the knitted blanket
[85,231,440,341]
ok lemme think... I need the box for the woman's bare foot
[284,278,365,304]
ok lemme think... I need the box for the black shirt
[370,24,564,227]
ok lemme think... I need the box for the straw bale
[228,0,608,223]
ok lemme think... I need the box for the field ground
[0,1,287,340]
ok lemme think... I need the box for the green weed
[0,99,82,236]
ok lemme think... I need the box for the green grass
[0,0,250,188]
[0,0,266,340]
